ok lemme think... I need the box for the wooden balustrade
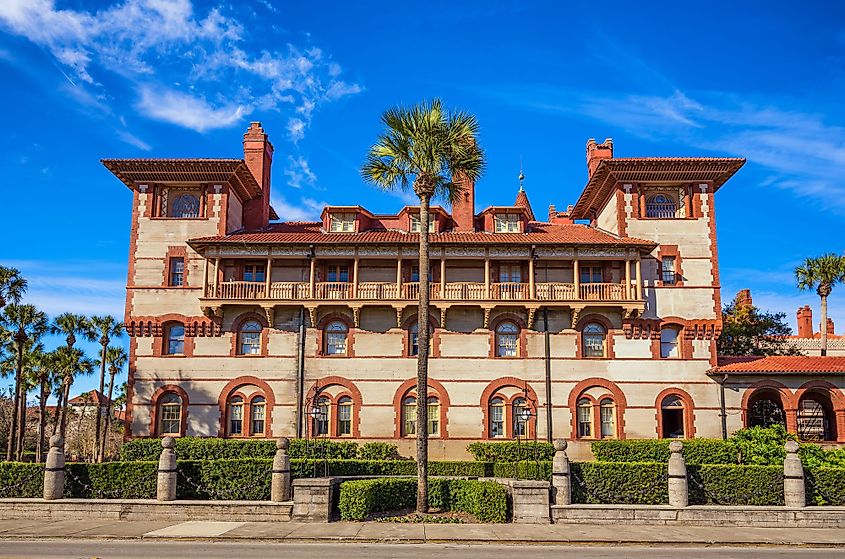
[402,282,440,300]
[358,282,398,300]
[217,281,265,299]
[579,282,626,301]
[314,282,352,299]
[491,282,529,300]
[535,282,577,301]
[269,282,309,300]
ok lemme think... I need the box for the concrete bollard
[271,437,291,502]
[43,435,65,500]
[552,439,571,505]
[784,440,806,508]
[157,436,177,501]
[667,440,688,508]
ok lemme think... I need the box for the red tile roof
[68,390,111,406]
[188,221,656,248]
[714,356,845,374]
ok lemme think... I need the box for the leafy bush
[357,442,403,460]
[177,459,271,500]
[0,462,44,497]
[571,462,668,505]
[592,439,739,465]
[805,466,845,505]
[120,437,359,461]
[688,464,783,506]
[731,425,796,465]
[338,478,506,522]
[65,462,157,499]
[290,459,490,478]
[466,441,554,462]
[492,461,552,481]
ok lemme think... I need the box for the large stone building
[108,121,835,458]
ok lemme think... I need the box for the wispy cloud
[270,195,326,222]
[135,85,244,132]
[284,155,317,189]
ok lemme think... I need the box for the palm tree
[795,254,845,356]
[0,304,48,461]
[89,316,123,463]
[49,313,93,438]
[0,266,27,310]
[30,348,60,462]
[98,346,127,461]
[52,345,95,441]
[361,99,485,511]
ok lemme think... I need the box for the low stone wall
[552,504,845,528]
[0,498,293,522]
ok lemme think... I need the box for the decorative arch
[230,311,269,356]
[654,387,696,439]
[149,384,189,437]
[305,376,363,438]
[652,317,693,359]
[575,313,616,359]
[392,378,450,439]
[567,378,627,439]
[741,380,796,433]
[488,313,528,358]
[217,375,276,437]
[479,377,539,439]
[794,380,845,442]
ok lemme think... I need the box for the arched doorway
[747,388,786,429]
[797,390,837,441]
[660,395,685,439]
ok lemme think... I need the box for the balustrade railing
[269,282,309,300]
[217,281,265,300]
[535,282,577,301]
[491,282,529,300]
[402,282,440,300]
[357,282,398,300]
[314,282,351,299]
[579,282,626,301]
[645,203,678,219]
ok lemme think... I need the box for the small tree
[718,293,802,356]
[89,316,124,463]
[0,266,26,310]
[795,254,845,356]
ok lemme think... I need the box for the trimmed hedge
[492,461,552,481]
[688,464,784,506]
[592,439,740,465]
[357,442,404,461]
[466,441,555,462]
[806,467,845,506]
[338,478,507,522]
[0,462,44,498]
[571,462,668,505]
[120,438,361,461]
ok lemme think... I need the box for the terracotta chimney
[451,173,475,232]
[586,138,613,177]
[735,289,753,309]
[825,317,835,336]
[796,305,813,338]
[242,122,274,230]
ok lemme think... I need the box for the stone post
[552,439,571,505]
[271,437,291,502]
[784,440,806,508]
[667,440,688,508]
[43,435,65,500]
[157,436,177,502]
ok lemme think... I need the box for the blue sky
[1,0,844,398]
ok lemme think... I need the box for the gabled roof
[68,389,111,406]
[515,189,535,221]
[712,356,845,374]
[571,157,746,219]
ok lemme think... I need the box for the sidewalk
[0,519,842,546]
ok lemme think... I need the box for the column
[157,437,177,501]
[352,255,359,299]
[783,441,806,507]
[573,259,580,299]
[552,439,571,505]
[484,257,491,299]
[529,257,536,299]
[439,258,446,299]
[265,257,272,298]
[635,259,643,300]
[42,435,65,500]
[667,441,688,507]
[271,437,291,502]
[309,258,316,299]
[396,258,403,298]
[624,259,631,300]
[202,257,209,297]
[213,258,220,297]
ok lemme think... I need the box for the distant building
[792,305,845,356]
[67,390,111,418]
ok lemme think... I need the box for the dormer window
[410,214,436,233]
[645,193,678,218]
[330,212,356,232]
[494,213,521,233]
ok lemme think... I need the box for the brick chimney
[586,138,613,177]
[796,305,813,338]
[242,122,274,230]
[735,289,753,309]
[824,317,835,336]
[451,173,475,232]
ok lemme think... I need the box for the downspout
[718,373,728,440]
[296,305,306,439]
[543,307,552,442]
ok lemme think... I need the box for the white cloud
[287,118,306,141]
[270,195,326,222]
[116,130,152,151]
[135,86,245,132]
[284,155,317,189]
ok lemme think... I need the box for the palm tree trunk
[59,379,72,440]
[5,340,23,461]
[16,384,27,461]
[99,371,116,461]
[52,385,65,436]
[415,195,431,513]
[37,379,48,463]
[94,341,107,463]
[820,294,829,356]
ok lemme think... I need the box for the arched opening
[747,388,786,429]
[495,321,520,357]
[660,395,685,438]
[646,193,677,218]
[797,391,837,441]
[324,320,348,355]
[237,320,262,355]
[582,322,607,358]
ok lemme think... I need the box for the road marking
[144,521,246,538]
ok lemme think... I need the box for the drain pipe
[543,307,553,442]
[718,373,728,440]
[296,305,306,439]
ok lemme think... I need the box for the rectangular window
[577,406,592,437]
[230,407,243,436]
[499,263,522,283]
[600,406,615,438]
[161,406,180,435]
[427,402,439,436]
[403,403,416,436]
[579,266,603,284]
[169,257,185,287]
[327,265,349,283]
[243,264,266,283]
[329,212,356,232]
[252,405,265,435]
[582,334,605,358]
[494,213,520,233]
[490,406,504,437]
[410,214,436,233]
[662,257,676,284]
[410,265,432,282]
[338,404,352,436]
[326,332,347,355]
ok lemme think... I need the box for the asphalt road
[0,541,842,559]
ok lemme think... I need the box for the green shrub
[799,445,845,469]
[65,462,157,499]
[731,425,796,465]
[466,441,554,462]
[338,478,506,522]
[688,464,783,506]
[357,442,403,461]
[428,461,491,477]
[176,459,271,500]
[120,437,358,461]
[592,439,740,465]
[289,459,489,478]
[805,466,845,505]
[492,461,552,481]
[0,462,44,497]
[571,462,668,505]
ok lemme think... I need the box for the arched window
[582,323,607,358]
[660,328,680,359]
[165,323,185,355]
[577,398,593,437]
[250,396,266,436]
[238,321,262,355]
[409,323,420,356]
[797,392,836,441]
[313,397,330,436]
[337,396,353,436]
[495,321,519,357]
[489,397,505,438]
[646,193,677,218]
[171,193,201,218]
[427,397,440,436]
[228,396,244,436]
[600,398,616,438]
[747,389,786,429]
[660,395,685,438]
[402,396,417,436]
[158,393,182,436]
[513,397,529,438]
[324,321,348,355]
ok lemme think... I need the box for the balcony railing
[210,280,637,302]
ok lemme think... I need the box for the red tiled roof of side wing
[713,356,845,374]
[188,221,657,247]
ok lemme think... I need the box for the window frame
[324,320,349,355]
[581,322,607,358]
[410,214,436,233]
[237,320,263,356]
[337,396,353,436]
[661,256,677,284]
[577,398,593,438]
[645,192,679,219]
[402,396,417,437]
[165,323,185,356]
[228,396,244,436]
[329,212,356,233]
[243,263,266,283]
[660,327,680,359]
[495,321,520,358]
[494,213,521,233]
[169,257,185,287]
[158,392,183,436]
[600,398,616,439]
[250,396,266,436]
[489,397,505,438]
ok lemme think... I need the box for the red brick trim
[162,246,189,288]
[616,188,627,236]
[654,387,696,439]
[741,380,797,433]
[153,318,195,357]
[392,378,450,439]
[217,376,276,438]
[650,319,693,360]
[479,377,539,439]
[656,245,684,287]
[305,376,363,438]
[575,313,616,359]
[795,380,845,442]
[315,312,354,357]
[568,378,627,440]
[488,313,528,359]
[230,311,269,357]
[149,384,189,437]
